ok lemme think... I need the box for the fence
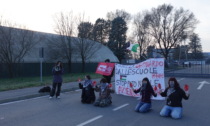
[1,60,210,78]
[121,59,210,78]
[0,63,98,78]
[165,62,210,78]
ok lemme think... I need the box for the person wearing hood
[94,78,114,107]
[132,77,157,113]
[79,75,96,104]
[160,77,190,119]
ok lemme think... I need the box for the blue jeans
[160,105,183,119]
[135,102,151,113]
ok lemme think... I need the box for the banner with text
[115,58,165,100]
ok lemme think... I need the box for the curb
[0,87,80,104]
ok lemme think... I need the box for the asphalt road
[0,77,209,126]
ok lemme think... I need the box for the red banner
[95,62,115,76]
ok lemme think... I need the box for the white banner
[115,58,165,100]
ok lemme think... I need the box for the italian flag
[127,44,139,52]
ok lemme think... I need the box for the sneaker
[49,96,53,99]
[56,96,61,99]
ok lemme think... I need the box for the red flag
[130,83,133,87]
[95,62,115,76]
[184,84,189,91]
[109,83,112,88]
[154,86,157,91]
[158,83,161,89]
[92,81,97,86]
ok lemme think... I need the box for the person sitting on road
[131,77,157,113]
[94,78,114,107]
[160,77,190,119]
[79,75,96,104]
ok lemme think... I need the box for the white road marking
[177,78,185,81]
[136,97,141,101]
[0,89,82,105]
[197,84,204,90]
[113,103,129,111]
[77,115,103,126]
[0,117,4,120]
[197,81,210,90]
[0,96,47,106]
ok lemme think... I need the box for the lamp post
[39,47,44,83]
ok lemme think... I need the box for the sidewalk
[0,78,102,104]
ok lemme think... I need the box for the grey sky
[0,0,209,52]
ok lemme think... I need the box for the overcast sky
[1,0,210,52]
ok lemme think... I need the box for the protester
[79,75,96,104]
[103,59,114,83]
[49,61,64,99]
[131,77,157,113]
[160,77,190,119]
[94,78,114,107]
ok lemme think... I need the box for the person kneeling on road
[131,77,157,113]
[78,75,96,104]
[159,77,190,119]
[94,78,114,107]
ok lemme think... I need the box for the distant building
[19,31,119,63]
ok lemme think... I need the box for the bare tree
[133,11,151,60]
[106,9,131,23]
[0,18,43,78]
[48,12,75,72]
[147,4,198,62]
[74,14,101,72]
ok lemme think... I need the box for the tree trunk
[164,53,169,68]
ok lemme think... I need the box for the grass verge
[0,72,102,91]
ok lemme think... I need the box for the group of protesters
[48,59,190,119]
[131,77,190,119]
[79,75,114,107]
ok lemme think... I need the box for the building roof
[23,31,119,63]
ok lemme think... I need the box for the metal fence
[1,59,210,78]
[121,59,210,78]
[165,63,210,78]
[0,63,98,78]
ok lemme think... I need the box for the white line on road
[136,97,141,101]
[113,103,129,111]
[197,81,210,90]
[0,89,82,105]
[197,84,204,90]
[77,115,103,126]
[0,96,47,106]
[177,78,185,81]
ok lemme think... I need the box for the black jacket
[160,88,189,107]
[134,86,156,103]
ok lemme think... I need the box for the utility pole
[39,47,44,83]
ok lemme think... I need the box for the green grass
[0,73,102,91]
